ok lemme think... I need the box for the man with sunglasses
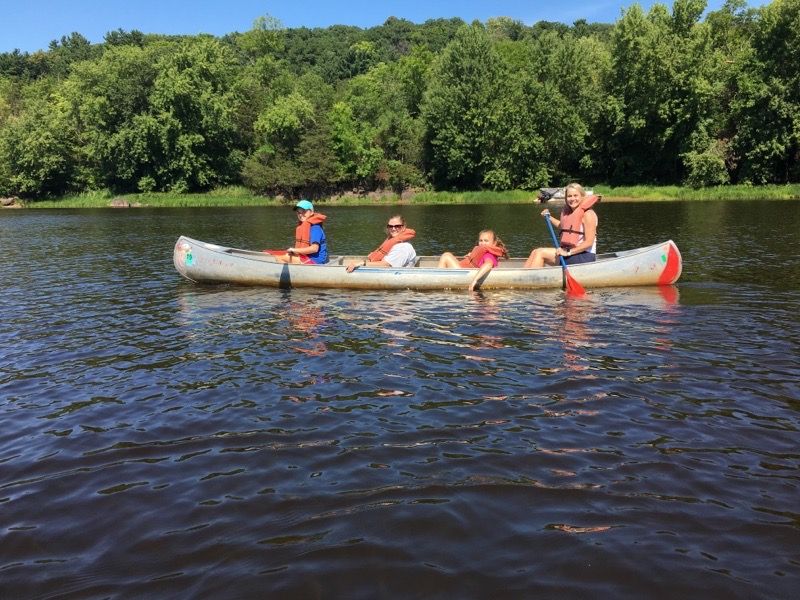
[346,215,416,272]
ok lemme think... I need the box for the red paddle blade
[564,269,586,296]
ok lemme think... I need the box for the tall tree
[522,30,615,183]
[729,0,800,183]
[143,37,244,191]
[605,0,721,184]
[421,23,506,189]
[0,83,79,196]
[242,73,337,198]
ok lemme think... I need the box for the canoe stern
[657,240,682,285]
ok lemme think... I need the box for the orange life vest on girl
[458,244,506,268]
[368,229,416,262]
[295,213,327,248]
[559,195,599,250]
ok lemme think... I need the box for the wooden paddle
[544,214,586,296]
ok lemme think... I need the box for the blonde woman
[524,183,599,268]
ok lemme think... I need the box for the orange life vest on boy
[458,244,506,268]
[295,213,327,248]
[559,195,599,249]
[367,229,416,262]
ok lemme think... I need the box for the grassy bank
[14,183,800,209]
[593,184,800,201]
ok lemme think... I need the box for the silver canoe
[173,236,682,290]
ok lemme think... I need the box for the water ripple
[2,206,799,598]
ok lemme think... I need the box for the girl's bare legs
[438,252,461,268]
[524,247,558,268]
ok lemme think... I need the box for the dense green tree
[343,41,380,77]
[481,77,561,190]
[528,21,571,39]
[571,19,615,40]
[523,31,615,182]
[236,15,284,61]
[486,17,527,41]
[53,37,244,194]
[393,45,434,117]
[729,0,800,183]
[103,29,146,47]
[0,77,22,124]
[421,24,507,188]
[46,32,100,78]
[675,1,755,186]
[228,55,295,151]
[145,38,245,191]
[367,17,417,59]
[242,118,337,198]
[0,50,44,79]
[412,18,465,52]
[329,100,383,184]
[280,25,364,83]
[605,0,722,184]
[340,61,425,188]
[58,43,163,191]
[0,86,79,196]
[254,91,315,151]
[241,74,337,198]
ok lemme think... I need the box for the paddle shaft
[543,213,585,295]
[543,213,570,270]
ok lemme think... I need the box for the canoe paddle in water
[544,214,586,296]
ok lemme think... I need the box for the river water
[1,201,799,598]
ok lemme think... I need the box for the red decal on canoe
[658,243,682,285]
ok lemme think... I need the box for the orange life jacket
[295,213,327,248]
[559,195,599,249]
[458,244,506,268]
[367,228,416,262]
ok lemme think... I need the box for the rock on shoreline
[109,197,143,208]
[1,196,22,208]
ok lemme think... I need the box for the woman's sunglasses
[387,223,403,229]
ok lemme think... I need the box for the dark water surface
[1,201,799,599]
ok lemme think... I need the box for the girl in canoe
[524,182,598,268]
[438,229,509,291]
[346,215,417,271]
[275,199,329,264]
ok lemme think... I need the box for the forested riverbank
[2,1,800,204]
[5,183,799,209]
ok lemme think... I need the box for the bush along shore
[5,184,800,210]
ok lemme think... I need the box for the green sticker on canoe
[186,253,194,266]
[661,254,666,263]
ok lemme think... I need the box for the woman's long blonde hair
[564,182,586,198]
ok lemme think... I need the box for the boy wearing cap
[276,199,329,264]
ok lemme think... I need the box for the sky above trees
[0,0,764,53]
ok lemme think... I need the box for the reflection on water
[1,204,799,598]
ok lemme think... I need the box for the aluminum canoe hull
[173,236,682,290]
